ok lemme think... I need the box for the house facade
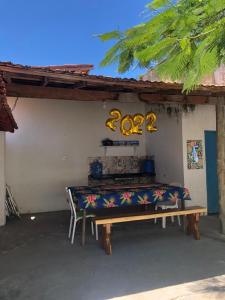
[0,62,225,233]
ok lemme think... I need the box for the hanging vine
[146,103,196,119]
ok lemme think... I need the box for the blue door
[205,131,219,213]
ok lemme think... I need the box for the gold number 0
[120,115,134,136]
[146,112,157,133]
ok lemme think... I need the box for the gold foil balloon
[105,108,157,136]
[105,109,122,131]
[120,115,134,136]
[146,112,157,133]
[132,114,145,134]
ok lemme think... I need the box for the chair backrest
[65,187,77,219]
[169,182,183,207]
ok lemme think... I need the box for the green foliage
[98,0,225,92]
[98,30,123,41]
[147,0,170,10]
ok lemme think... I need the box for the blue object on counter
[90,160,103,179]
[143,159,155,175]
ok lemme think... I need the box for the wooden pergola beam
[6,83,221,105]
[6,83,119,102]
[139,93,218,105]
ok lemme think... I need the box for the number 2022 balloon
[105,109,157,136]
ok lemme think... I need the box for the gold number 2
[105,109,122,131]
[132,114,145,135]
[146,112,157,133]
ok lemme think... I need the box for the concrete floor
[0,212,225,300]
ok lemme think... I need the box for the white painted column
[0,132,6,226]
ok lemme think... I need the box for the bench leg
[102,224,112,255]
[193,214,200,240]
[186,214,200,240]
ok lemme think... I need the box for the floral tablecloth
[69,183,191,210]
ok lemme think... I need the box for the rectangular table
[70,183,191,210]
[69,183,191,245]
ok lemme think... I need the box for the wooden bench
[94,206,207,255]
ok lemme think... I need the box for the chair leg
[91,221,94,236]
[162,217,166,229]
[177,215,181,226]
[71,220,76,245]
[95,224,98,241]
[171,216,174,223]
[68,215,73,239]
[154,206,158,224]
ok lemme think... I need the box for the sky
[0,0,149,78]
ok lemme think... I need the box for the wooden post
[216,98,225,234]
[186,214,200,240]
[0,132,6,226]
[102,224,112,255]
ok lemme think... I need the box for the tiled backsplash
[88,156,146,175]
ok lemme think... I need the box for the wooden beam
[2,71,43,82]
[2,72,12,84]
[216,97,225,234]
[72,81,87,89]
[6,83,119,102]
[6,83,219,104]
[42,77,49,87]
[139,93,212,104]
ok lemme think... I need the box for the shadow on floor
[0,211,225,300]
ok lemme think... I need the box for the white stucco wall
[0,132,6,226]
[5,96,216,214]
[6,96,147,213]
[146,111,184,185]
[146,104,216,209]
[182,105,216,207]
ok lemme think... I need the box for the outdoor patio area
[0,212,225,300]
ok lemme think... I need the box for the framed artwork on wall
[187,140,203,169]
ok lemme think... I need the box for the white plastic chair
[65,187,95,244]
[154,182,182,229]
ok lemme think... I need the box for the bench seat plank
[95,206,207,225]
[94,206,207,255]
